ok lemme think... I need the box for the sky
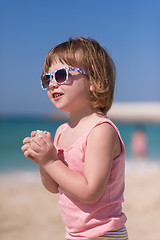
[0,0,160,117]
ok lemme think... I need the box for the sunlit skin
[21,60,121,203]
[47,60,91,115]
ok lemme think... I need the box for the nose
[48,78,59,89]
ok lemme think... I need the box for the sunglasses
[41,67,87,90]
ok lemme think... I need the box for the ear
[90,85,93,92]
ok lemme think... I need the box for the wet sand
[0,162,160,240]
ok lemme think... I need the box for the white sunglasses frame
[41,67,87,90]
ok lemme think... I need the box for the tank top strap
[55,122,69,147]
[82,116,125,153]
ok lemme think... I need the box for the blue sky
[0,0,160,116]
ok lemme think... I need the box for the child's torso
[55,116,127,240]
[56,115,106,149]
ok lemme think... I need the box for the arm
[43,123,121,204]
[39,124,67,193]
[40,166,59,193]
[21,130,60,194]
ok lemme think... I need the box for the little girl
[22,37,128,240]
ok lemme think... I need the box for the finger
[31,131,37,137]
[31,134,46,146]
[21,143,30,152]
[24,150,38,164]
[47,132,53,141]
[30,140,41,152]
[28,155,38,163]
[42,132,53,144]
[23,137,31,144]
[24,148,39,162]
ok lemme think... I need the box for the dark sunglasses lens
[55,69,66,84]
[41,75,50,89]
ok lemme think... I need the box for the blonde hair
[42,37,116,114]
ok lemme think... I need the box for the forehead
[48,59,69,73]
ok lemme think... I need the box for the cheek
[47,91,53,102]
[71,82,90,101]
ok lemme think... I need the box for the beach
[0,162,160,240]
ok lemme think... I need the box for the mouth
[52,93,64,100]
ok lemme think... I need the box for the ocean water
[0,118,160,172]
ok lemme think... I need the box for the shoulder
[89,121,118,142]
[56,122,68,132]
[87,121,121,158]
[54,122,68,145]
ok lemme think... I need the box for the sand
[0,162,160,240]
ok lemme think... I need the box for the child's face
[47,60,91,114]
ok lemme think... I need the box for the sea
[0,117,160,173]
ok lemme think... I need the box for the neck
[69,107,103,128]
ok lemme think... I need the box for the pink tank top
[56,117,127,240]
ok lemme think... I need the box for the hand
[26,131,58,167]
[21,135,38,163]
